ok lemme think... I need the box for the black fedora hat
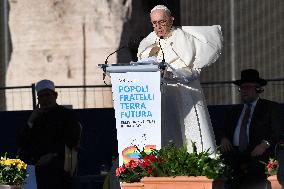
[233,69,267,86]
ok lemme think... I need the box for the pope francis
[137,5,223,155]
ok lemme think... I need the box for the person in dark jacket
[17,79,81,189]
[220,69,283,189]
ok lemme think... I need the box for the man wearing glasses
[220,69,283,189]
[137,5,222,155]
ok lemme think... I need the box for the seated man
[17,79,81,189]
[220,69,283,189]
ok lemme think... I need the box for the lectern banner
[110,71,161,166]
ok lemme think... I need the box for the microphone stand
[102,46,126,80]
[158,37,167,77]
[104,46,126,65]
[100,36,144,81]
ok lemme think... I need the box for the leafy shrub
[116,143,228,183]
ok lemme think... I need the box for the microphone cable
[158,36,166,78]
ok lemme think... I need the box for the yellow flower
[0,155,28,185]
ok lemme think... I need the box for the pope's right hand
[220,137,233,152]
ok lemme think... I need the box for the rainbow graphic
[122,145,156,164]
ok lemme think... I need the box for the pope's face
[150,10,174,38]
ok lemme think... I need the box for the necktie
[239,104,252,152]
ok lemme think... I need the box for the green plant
[115,160,144,183]
[0,154,28,186]
[261,141,284,177]
[116,143,228,183]
[263,158,279,176]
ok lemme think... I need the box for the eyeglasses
[238,85,258,91]
[151,19,168,27]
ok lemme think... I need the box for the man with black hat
[220,69,283,189]
[17,79,82,189]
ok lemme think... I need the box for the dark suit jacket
[222,98,283,155]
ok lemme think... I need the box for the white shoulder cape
[138,25,223,69]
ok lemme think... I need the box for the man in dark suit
[17,79,82,189]
[220,69,283,189]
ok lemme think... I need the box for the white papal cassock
[137,26,223,155]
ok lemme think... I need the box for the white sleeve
[174,68,201,82]
[173,29,196,67]
[165,62,201,83]
[172,67,201,83]
[181,26,223,69]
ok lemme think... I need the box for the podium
[100,63,162,166]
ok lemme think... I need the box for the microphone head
[159,36,164,39]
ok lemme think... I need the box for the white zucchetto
[150,5,171,15]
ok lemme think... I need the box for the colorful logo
[122,145,156,164]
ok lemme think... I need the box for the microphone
[159,36,165,62]
[104,36,144,65]
[102,36,144,79]
[158,36,166,71]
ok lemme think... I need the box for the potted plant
[116,143,228,189]
[116,160,145,189]
[0,155,28,189]
[263,158,283,189]
[261,140,284,189]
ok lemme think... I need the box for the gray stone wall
[6,1,281,108]
[4,0,149,110]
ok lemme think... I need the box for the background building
[180,0,284,104]
[0,0,283,110]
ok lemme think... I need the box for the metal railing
[0,84,113,111]
[202,78,284,105]
[1,78,284,111]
